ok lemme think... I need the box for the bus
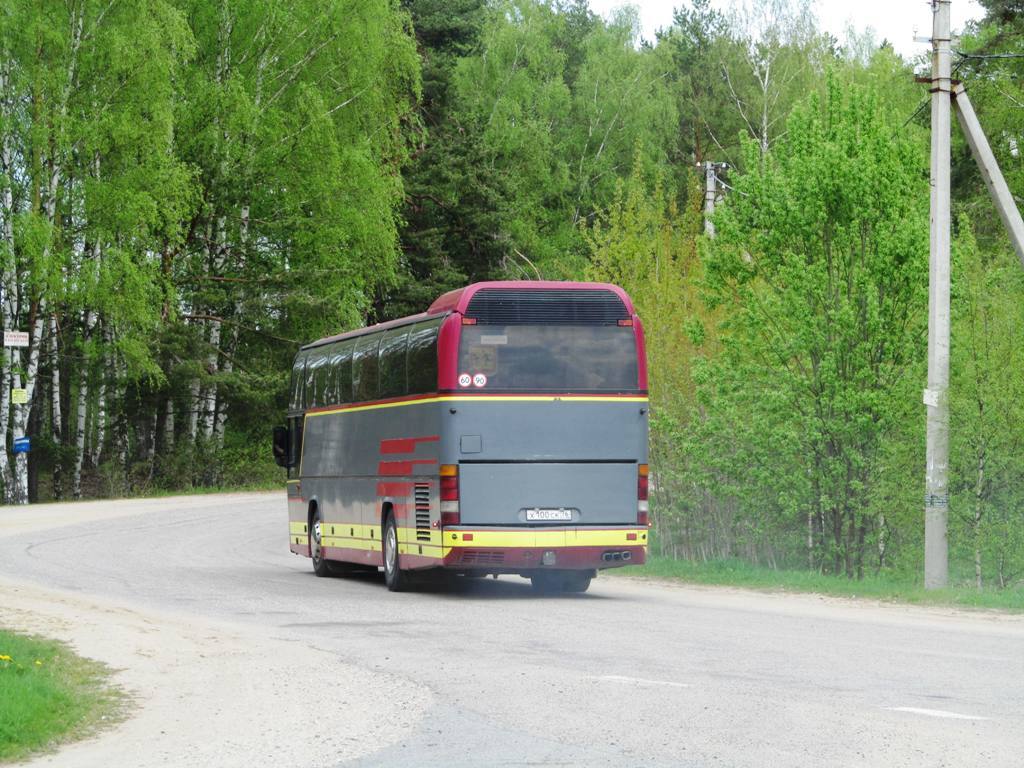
[272,280,649,593]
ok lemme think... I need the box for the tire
[530,571,565,594]
[382,512,411,592]
[562,571,593,593]
[309,506,333,577]
[530,570,593,594]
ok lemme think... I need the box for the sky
[587,0,985,57]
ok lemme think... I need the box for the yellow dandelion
[0,654,12,662]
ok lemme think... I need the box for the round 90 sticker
[458,373,472,387]
[472,373,487,388]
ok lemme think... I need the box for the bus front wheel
[383,512,411,592]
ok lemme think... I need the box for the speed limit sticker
[473,373,487,387]
[458,373,472,387]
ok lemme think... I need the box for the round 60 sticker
[472,373,487,388]
[458,373,472,388]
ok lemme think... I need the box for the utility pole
[702,161,728,237]
[924,0,951,590]
[704,161,718,236]
[952,83,1024,267]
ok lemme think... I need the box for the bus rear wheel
[310,506,332,577]
[562,571,593,593]
[383,512,411,592]
[530,570,593,594]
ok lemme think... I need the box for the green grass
[0,630,123,763]
[617,555,1024,613]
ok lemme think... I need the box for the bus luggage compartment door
[458,462,637,526]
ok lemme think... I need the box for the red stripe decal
[378,459,437,476]
[380,435,440,455]
[376,481,414,496]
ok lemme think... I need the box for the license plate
[525,508,573,522]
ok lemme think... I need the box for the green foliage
[696,76,930,576]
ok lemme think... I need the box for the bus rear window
[457,325,638,392]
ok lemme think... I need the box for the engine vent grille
[414,483,431,542]
[465,289,629,325]
[460,549,506,565]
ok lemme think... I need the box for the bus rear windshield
[458,324,639,393]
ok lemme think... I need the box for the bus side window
[379,328,409,399]
[304,351,323,409]
[330,342,354,405]
[312,351,330,408]
[289,354,307,411]
[322,343,339,406]
[407,319,441,395]
[353,334,381,402]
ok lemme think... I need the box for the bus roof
[428,280,636,316]
[301,280,637,351]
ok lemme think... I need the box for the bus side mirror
[272,426,289,468]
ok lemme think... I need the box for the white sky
[588,0,985,57]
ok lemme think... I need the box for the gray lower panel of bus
[458,461,637,526]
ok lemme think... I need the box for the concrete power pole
[952,83,1024,266]
[924,0,951,590]
[704,161,718,237]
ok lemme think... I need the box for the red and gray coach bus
[272,281,649,593]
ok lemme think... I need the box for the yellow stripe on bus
[290,521,444,554]
[443,528,647,549]
[304,394,648,419]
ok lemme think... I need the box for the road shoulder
[0,573,429,768]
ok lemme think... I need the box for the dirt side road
[0,494,429,768]
[2,492,1023,768]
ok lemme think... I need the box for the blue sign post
[13,436,30,454]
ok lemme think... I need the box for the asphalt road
[1,492,1022,767]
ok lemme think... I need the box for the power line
[956,51,1024,60]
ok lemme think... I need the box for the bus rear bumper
[441,542,647,571]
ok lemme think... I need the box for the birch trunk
[91,323,109,468]
[187,377,201,444]
[0,63,16,498]
[49,313,63,497]
[163,396,175,451]
[200,317,221,441]
[12,304,47,504]
[71,309,96,498]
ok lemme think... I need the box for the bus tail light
[637,464,649,526]
[440,464,460,526]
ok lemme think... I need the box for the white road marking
[594,674,690,689]
[885,706,990,721]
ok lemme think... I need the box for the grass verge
[0,629,123,763]
[617,556,1024,613]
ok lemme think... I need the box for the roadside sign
[11,388,27,404]
[12,436,30,454]
[3,331,28,348]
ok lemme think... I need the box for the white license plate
[525,508,573,521]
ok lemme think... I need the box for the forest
[1,0,1022,588]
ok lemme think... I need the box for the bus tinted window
[312,350,331,406]
[353,334,381,401]
[407,319,441,394]
[289,354,306,412]
[458,325,638,392]
[303,355,316,409]
[330,342,354,404]
[305,351,329,408]
[379,328,409,398]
